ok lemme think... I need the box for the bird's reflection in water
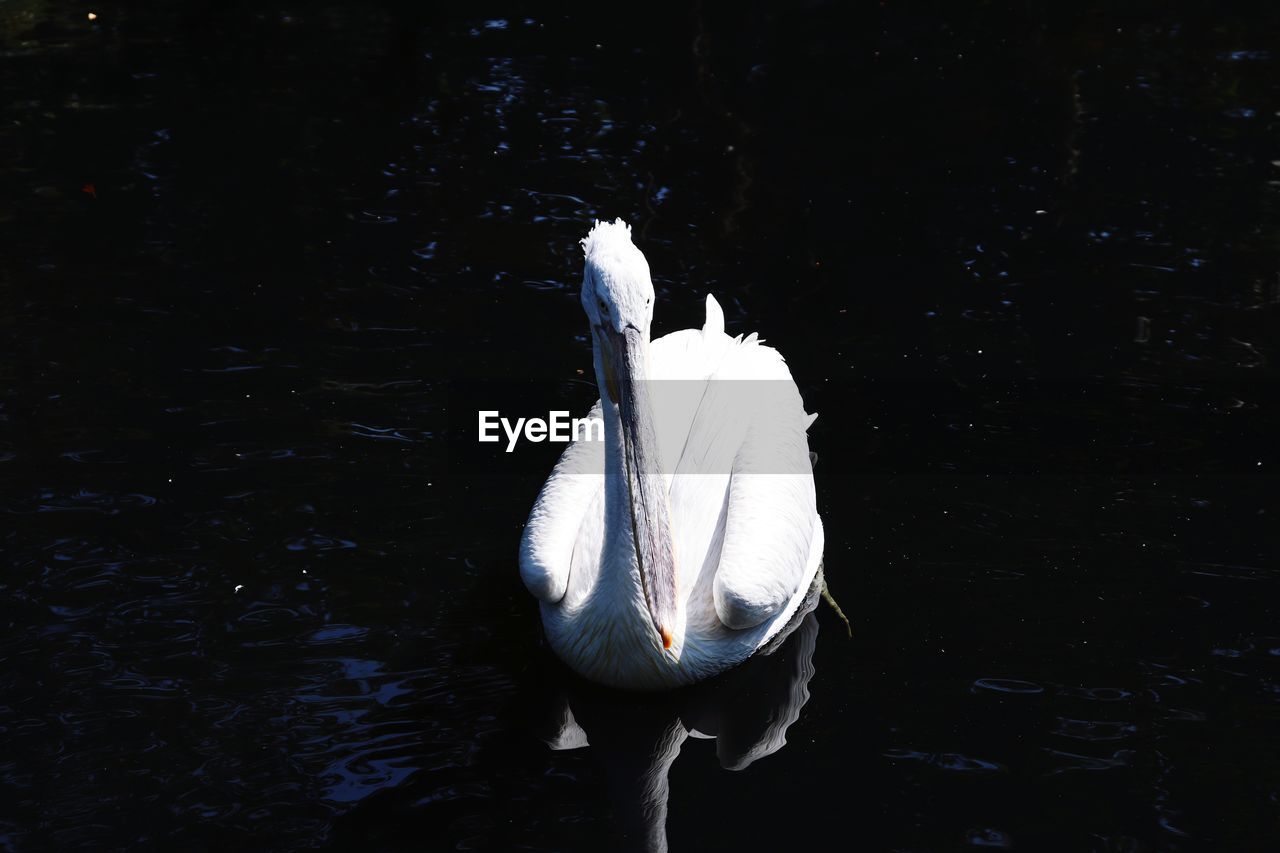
[529,585,821,852]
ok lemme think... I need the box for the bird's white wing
[693,297,819,630]
[714,415,817,629]
[518,401,605,602]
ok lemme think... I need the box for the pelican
[520,219,823,690]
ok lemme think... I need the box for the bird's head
[580,218,655,339]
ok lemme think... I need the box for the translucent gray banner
[473,380,817,476]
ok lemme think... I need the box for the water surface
[3,2,1278,850]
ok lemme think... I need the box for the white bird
[520,219,824,690]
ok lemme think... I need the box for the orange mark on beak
[661,628,673,650]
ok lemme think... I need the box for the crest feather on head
[581,218,635,261]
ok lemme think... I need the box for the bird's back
[646,305,817,634]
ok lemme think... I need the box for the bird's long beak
[600,324,678,652]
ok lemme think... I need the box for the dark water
[5,2,1279,849]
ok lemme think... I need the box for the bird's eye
[598,299,608,314]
